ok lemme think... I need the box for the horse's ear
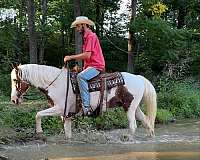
[9,63,13,70]
[11,62,20,69]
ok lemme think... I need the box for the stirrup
[75,108,84,117]
[83,106,94,116]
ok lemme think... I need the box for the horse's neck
[21,64,63,88]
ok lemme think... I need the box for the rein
[63,62,70,120]
[44,69,63,90]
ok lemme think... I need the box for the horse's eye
[13,79,18,83]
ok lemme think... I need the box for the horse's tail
[138,75,157,131]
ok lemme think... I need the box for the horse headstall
[12,65,30,98]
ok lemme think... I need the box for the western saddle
[69,65,125,117]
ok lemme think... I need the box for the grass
[156,109,173,123]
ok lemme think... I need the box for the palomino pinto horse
[11,64,157,139]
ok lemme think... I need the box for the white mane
[19,64,66,89]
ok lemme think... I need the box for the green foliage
[188,33,200,79]
[0,97,63,135]
[73,108,128,130]
[0,108,36,129]
[157,78,200,118]
[0,73,11,96]
[42,117,63,135]
[156,108,173,123]
[1,0,199,79]
[93,108,128,130]
[101,36,128,72]
[132,18,198,80]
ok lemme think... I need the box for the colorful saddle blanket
[70,72,125,94]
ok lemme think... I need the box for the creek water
[0,120,199,160]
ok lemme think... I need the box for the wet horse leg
[63,118,72,139]
[135,107,153,136]
[35,106,61,133]
[127,89,147,135]
[127,101,138,135]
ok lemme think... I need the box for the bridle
[13,68,30,98]
[12,65,63,100]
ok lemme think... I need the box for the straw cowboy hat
[71,16,95,28]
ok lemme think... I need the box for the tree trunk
[14,0,25,62]
[100,12,104,38]
[59,1,66,66]
[27,0,38,64]
[13,16,20,61]
[177,5,186,29]
[39,0,47,64]
[127,0,137,73]
[95,1,100,37]
[74,0,82,67]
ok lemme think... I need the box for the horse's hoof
[146,133,155,138]
[65,137,72,142]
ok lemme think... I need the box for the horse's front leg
[35,106,61,133]
[63,118,72,139]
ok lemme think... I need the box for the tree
[127,0,137,73]
[74,0,82,56]
[27,0,38,63]
[39,0,47,64]
[95,0,101,37]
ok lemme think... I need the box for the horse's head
[10,64,30,105]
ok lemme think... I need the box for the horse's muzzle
[11,96,22,105]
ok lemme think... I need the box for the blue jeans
[77,67,100,107]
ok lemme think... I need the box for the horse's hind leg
[135,107,154,137]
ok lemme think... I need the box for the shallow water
[0,120,199,160]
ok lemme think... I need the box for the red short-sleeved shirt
[82,30,105,71]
